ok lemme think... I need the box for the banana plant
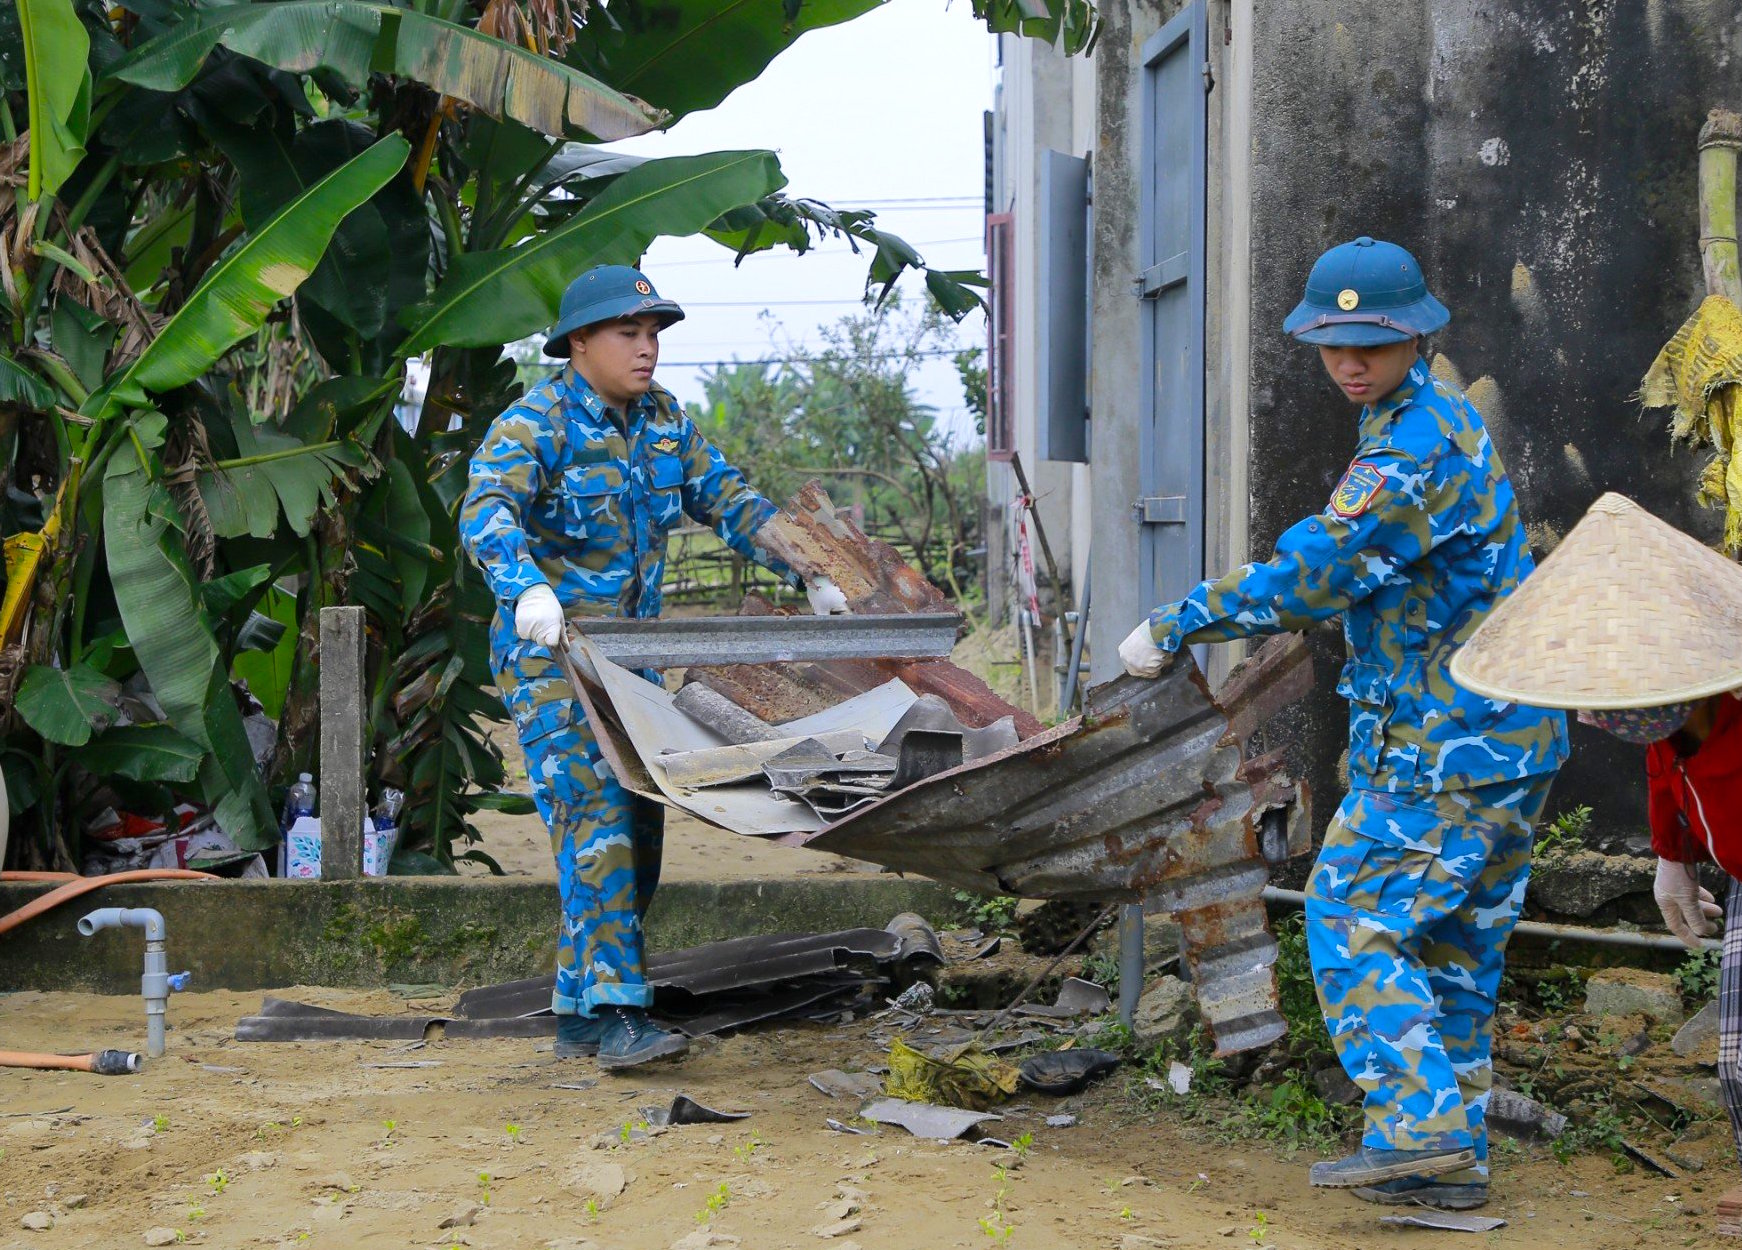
[0,0,1093,870]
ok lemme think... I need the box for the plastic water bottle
[374,786,403,832]
[281,772,317,830]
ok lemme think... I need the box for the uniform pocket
[1316,789,1444,922]
[1336,660,1392,778]
[562,463,625,539]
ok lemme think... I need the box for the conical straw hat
[1450,492,1742,709]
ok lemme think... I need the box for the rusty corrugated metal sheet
[686,483,1042,735]
[600,485,1314,1054]
[788,647,1303,1055]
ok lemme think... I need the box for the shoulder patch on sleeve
[1329,459,1386,518]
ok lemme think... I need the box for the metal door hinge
[1203,59,1214,92]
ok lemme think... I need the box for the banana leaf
[103,430,278,847]
[17,0,90,199]
[197,409,370,539]
[566,0,881,123]
[77,724,205,784]
[107,1,663,142]
[14,662,121,747]
[397,149,785,355]
[88,135,409,417]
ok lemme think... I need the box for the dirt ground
[1,985,1731,1250]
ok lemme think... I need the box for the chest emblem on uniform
[1330,459,1385,518]
[651,436,680,455]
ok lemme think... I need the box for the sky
[604,0,996,447]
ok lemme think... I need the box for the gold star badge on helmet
[635,280,652,295]
[1337,288,1360,311]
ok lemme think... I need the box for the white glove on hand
[806,576,850,616]
[1118,621,1173,678]
[514,584,564,649]
[1654,857,1722,949]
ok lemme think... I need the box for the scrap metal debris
[565,483,1315,1055]
[1379,1212,1507,1233]
[808,1070,884,1101]
[859,1097,1002,1140]
[1013,977,1111,1019]
[1016,1049,1120,1095]
[640,1095,749,1127]
[240,920,939,1043]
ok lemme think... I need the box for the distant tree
[692,298,985,598]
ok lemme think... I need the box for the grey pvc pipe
[1262,887,1722,954]
[78,908,171,1057]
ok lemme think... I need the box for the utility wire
[660,347,972,368]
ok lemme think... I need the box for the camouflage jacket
[460,366,792,658]
[1147,360,1568,793]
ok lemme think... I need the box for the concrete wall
[1246,1,1742,843]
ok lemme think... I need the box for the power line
[660,347,973,368]
[652,236,988,268]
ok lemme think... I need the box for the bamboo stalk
[1699,108,1742,303]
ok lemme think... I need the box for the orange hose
[0,1050,100,1072]
[0,872,79,882]
[0,869,217,938]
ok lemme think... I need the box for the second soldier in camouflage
[1118,238,1567,1208]
[460,265,847,1071]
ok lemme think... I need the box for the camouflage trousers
[1304,777,1554,1180]
[495,639,664,1017]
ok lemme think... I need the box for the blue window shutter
[1037,149,1090,464]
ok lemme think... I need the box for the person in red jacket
[1451,492,1742,1232]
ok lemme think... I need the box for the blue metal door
[1136,0,1207,615]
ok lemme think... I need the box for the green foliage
[693,298,985,594]
[953,889,1020,934]
[0,0,1086,870]
[1272,913,1333,1065]
[1677,946,1721,1003]
[1535,804,1592,857]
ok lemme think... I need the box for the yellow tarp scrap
[885,1037,1020,1112]
[1640,294,1742,552]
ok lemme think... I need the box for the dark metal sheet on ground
[234,999,556,1043]
[452,923,937,1020]
[665,978,877,1039]
[640,1095,750,1126]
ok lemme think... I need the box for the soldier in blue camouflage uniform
[1119,238,1567,1207]
[460,265,846,1070]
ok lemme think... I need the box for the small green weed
[953,890,1020,933]
[477,1172,492,1205]
[733,1132,763,1162]
[1677,947,1721,1002]
[1081,951,1120,994]
[1535,805,1591,857]
[583,1197,601,1222]
[1248,1211,1270,1244]
[694,1182,731,1224]
[1009,1132,1033,1159]
[153,1113,170,1132]
[504,1123,522,1144]
[187,1205,206,1223]
[206,1170,229,1196]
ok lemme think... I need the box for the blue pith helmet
[542,264,685,357]
[1282,236,1449,346]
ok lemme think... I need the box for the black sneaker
[596,1008,689,1072]
[1308,1146,1477,1188]
[1351,1176,1489,1210]
[555,1013,608,1059]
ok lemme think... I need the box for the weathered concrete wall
[0,877,959,995]
[1247,0,1742,844]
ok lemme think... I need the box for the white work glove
[514,584,564,649]
[1654,857,1722,949]
[806,576,850,616]
[1118,621,1173,678]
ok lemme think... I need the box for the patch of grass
[694,1182,731,1225]
[1272,913,1333,1065]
